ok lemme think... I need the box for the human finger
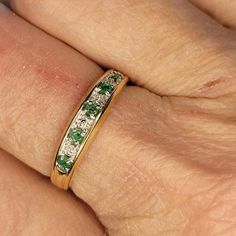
[0,3,103,174]
[2,3,236,235]
[0,149,105,236]
[10,0,236,97]
[190,0,236,28]
[0,5,164,235]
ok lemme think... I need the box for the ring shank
[51,70,128,190]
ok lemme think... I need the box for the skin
[0,149,105,236]
[0,0,236,235]
[190,0,236,28]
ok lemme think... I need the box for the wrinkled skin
[0,0,236,235]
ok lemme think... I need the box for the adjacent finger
[2,4,236,235]
[10,0,236,98]
[0,149,105,236]
[190,0,236,28]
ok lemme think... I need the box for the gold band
[51,70,128,190]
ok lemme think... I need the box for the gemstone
[62,141,78,157]
[90,90,109,106]
[68,128,84,146]
[110,73,121,82]
[76,116,93,131]
[82,102,100,118]
[56,154,73,170]
[77,118,88,130]
[98,82,114,95]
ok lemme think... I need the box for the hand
[1,1,236,235]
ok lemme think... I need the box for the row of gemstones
[56,71,124,174]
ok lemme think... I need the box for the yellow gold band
[51,70,128,190]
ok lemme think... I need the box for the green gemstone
[110,73,121,82]
[98,82,114,95]
[82,102,100,118]
[68,128,84,145]
[56,154,73,170]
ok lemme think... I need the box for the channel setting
[52,70,127,183]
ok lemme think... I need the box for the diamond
[61,140,78,157]
[90,90,109,106]
[109,72,122,83]
[76,116,91,129]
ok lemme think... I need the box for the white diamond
[71,119,78,129]
[90,89,109,106]
[74,114,93,133]
[60,139,79,159]
[105,71,123,85]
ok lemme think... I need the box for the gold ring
[51,70,128,190]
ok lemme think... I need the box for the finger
[0,4,163,235]
[0,149,105,235]
[190,0,236,28]
[10,0,236,98]
[0,4,179,235]
[0,3,103,174]
[1,4,236,236]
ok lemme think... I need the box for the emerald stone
[68,128,84,145]
[110,73,121,82]
[56,154,73,170]
[82,102,100,118]
[98,82,114,95]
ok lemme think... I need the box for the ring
[51,70,128,190]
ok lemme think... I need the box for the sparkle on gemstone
[61,140,78,157]
[82,102,101,118]
[76,118,88,130]
[56,154,73,171]
[76,116,92,130]
[97,81,114,95]
[68,128,84,146]
[109,73,121,83]
[90,90,109,106]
